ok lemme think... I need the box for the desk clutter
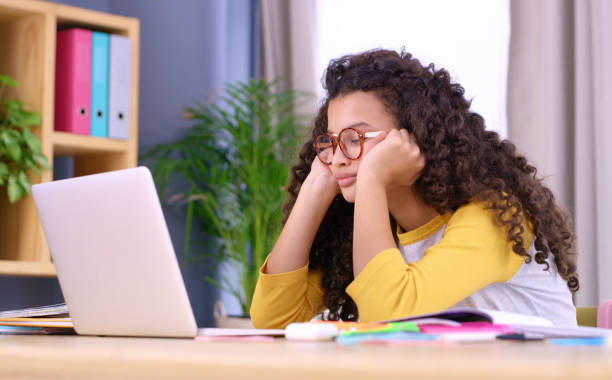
[200,307,612,347]
[283,320,611,347]
[55,28,131,139]
[2,303,611,345]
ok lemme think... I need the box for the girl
[250,49,578,327]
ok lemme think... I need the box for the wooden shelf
[0,260,56,277]
[54,2,138,33]
[53,132,130,155]
[0,0,47,19]
[0,0,140,276]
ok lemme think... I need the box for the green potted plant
[142,79,308,325]
[0,74,50,203]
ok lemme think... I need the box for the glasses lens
[339,129,362,159]
[315,134,334,164]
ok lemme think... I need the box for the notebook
[383,308,612,339]
[383,308,553,327]
[32,167,198,338]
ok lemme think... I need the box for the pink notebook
[54,28,92,135]
[419,322,513,334]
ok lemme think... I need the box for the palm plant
[142,79,307,315]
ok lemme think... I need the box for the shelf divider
[53,131,130,155]
[0,260,56,277]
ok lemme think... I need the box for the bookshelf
[0,0,139,276]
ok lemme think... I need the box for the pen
[497,333,546,341]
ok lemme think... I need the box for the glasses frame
[313,127,382,165]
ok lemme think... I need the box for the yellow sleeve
[250,257,325,329]
[346,202,527,322]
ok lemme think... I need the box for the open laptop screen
[32,166,197,338]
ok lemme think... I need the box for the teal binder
[91,31,109,138]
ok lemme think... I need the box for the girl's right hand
[303,156,340,201]
[264,156,338,276]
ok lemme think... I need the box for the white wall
[317,0,510,138]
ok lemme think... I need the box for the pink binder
[54,28,92,135]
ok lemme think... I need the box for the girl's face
[326,91,399,202]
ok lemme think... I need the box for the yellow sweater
[250,202,529,329]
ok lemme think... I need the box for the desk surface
[0,335,611,379]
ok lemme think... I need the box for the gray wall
[0,0,257,327]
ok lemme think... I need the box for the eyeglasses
[313,127,382,165]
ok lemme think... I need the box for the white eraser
[285,323,339,341]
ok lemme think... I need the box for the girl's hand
[358,129,425,189]
[303,156,340,200]
[265,157,338,276]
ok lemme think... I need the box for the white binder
[108,34,131,140]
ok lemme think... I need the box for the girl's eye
[317,143,332,151]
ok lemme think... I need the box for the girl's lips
[337,175,356,187]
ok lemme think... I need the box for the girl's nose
[331,144,349,167]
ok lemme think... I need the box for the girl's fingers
[407,131,418,145]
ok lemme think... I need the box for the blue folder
[91,31,109,138]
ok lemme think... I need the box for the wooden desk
[0,335,610,379]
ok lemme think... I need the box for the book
[0,325,42,335]
[0,303,68,318]
[0,317,73,328]
[511,324,612,339]
[0,325,76,335]
[384,308,553,327]
[418,321,513,334]
[385,308,612,339]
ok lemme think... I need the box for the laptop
[32,166,198,338]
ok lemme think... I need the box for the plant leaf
[18,110,42,128]
[24,154,41,174]
[18,170,31,195]
[32,152,50,170]
[0,75,18,87]
[7,174,23,203]
[1,129,22,162]
[0,162,8,185]
[3,99,22,115]
[22,129,41,152]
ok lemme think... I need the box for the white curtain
[259,0,320,116]
[508,0,612,306]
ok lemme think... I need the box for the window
[317,0,510,138]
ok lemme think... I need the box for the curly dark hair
[283,49,579,321]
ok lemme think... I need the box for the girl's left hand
[358,128,425,189]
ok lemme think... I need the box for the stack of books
[0,303,74,335]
